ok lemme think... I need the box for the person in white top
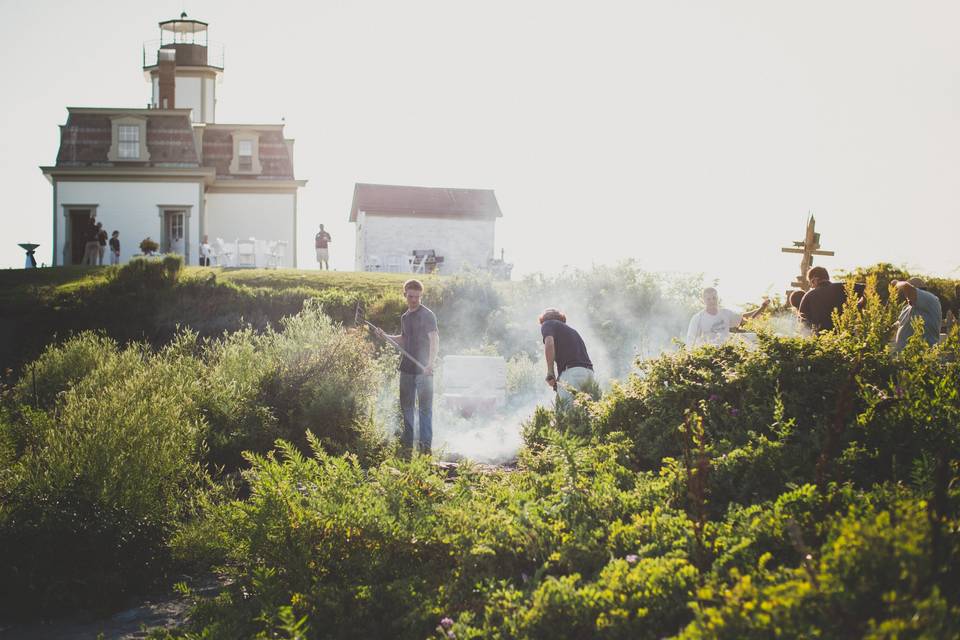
[199,235,213,266]
[686,287,769,347]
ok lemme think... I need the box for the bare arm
[543,335,557,389]
[426,330,439,375]
[376,328,404,348]
[740,298,770,324]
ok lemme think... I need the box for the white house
[40,15,306,267]
[350,183,504,274]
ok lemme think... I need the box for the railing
[142,40,224,69]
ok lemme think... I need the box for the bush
[0,335,207,617]
[198,300,390,470]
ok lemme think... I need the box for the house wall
[205,191,296,267]
[56,180,202,265]
[356,212,495,274]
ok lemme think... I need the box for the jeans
[557,367,595,403]
[400,372,433,453]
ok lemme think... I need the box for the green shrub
[0,334,207,617]
[198,301,389,470]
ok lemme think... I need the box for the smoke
[372,263,708,463]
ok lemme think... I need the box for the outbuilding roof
[349,183,502,222]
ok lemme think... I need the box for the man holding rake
[376,279,439,455]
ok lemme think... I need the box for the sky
[2,0,958,306]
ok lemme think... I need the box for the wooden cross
[781,215,834,290]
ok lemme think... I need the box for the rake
[355,302,429,372]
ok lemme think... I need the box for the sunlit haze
[3,0,958,306]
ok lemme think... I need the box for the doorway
[68,209,93,265]
[164,210,186,256]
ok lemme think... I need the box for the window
[118,125,140,159]
[108,116,150,163]
[238,140,253,170]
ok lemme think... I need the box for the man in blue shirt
[539,308,594,403]
[893,278,942,351]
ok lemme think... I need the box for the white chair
[386,255,402,273]
[237,237,256,268]
[365,254,382,272]
[214,237,234,267]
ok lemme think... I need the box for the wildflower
[440,617,454,631]
[708,394,720,402]
[730,408,740,416]
[625,554,638,564]
[521,572,530,583]
[894,385,905,399]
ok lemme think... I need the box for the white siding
[56,180,202,265]
[203,77,216,123]
[174,76,203,122]
[359,213,495,274]
[205,192,296,267]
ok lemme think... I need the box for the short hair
[403,279,424,292]
[539,308,566,324]
[112,230,119,235]
[907,277,925,288]
[807,266,829,281]
[789,290,804,309]
[702,287,718,297]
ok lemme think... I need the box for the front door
[69,210,92,265]
[165,210,185,256]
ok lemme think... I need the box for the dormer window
[238,140,253,170]
[229,131,262,175]
[107,116,150,163]
[118,125,141,159]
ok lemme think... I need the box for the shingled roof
[55,109,199,167]
[349,183,502,222]
[201,127,295,179]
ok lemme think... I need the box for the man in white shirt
[686,287,769,347]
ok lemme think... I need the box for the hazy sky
[2,0,958,305]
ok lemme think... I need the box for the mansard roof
[349,183,502,222]
[200,125,295,179]
[54,108,199,167]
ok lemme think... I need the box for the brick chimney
[158,48,176,109]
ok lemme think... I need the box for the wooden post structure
[781,215,835,290]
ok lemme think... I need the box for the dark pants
[400,372,433,453]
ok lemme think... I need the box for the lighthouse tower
[142,13,223,123]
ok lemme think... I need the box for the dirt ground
[0,575,227,640]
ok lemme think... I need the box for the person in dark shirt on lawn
[539,308,595,403]
[376,279,439,455]
[798,266,848,333]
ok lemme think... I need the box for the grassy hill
[0,265,425,375]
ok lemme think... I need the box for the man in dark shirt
[378,279,439,455]
[315,224,332,270]
[798,266,847,333]
[539,308,594,403]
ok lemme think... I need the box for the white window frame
[229,131,262,175]
[108,116,151,162]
